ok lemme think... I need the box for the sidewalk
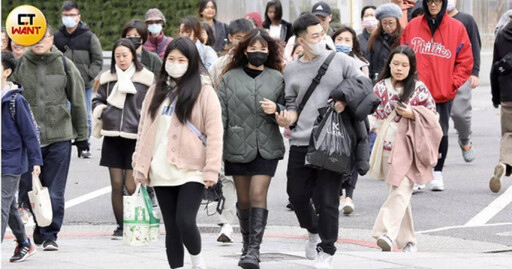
[2,224,512,268]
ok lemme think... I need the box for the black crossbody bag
[290,52,337,129]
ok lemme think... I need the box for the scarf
[107,63,137,109]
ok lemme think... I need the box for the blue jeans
[19,141,72,241]
[1,174,27,242]
[85,87,92,139]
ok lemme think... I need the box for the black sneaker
[80,150,92,159]
[32,226,43,246]
[111,226,123,240]
[10,240,36,262]
[42,240,58,251]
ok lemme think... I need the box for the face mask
[62,16,78,29]
[127,37,142,50]
[447,0,456,12]
[246,51,268,67]
[165,62,188,79]
[148,23,163,35]
[305,39,326,56]
[335,44,352,54]
[362,16,379,31]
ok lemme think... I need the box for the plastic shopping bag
[28,175,52,227]
[123,183,160,246]
[305,104,352,174]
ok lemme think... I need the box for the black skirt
[100,136,137,169]
[225,152,279,177]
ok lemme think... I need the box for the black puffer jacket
[368,33,394,82]
[491,21,512,105]
[92,68,154,139]
[330,77,380,175]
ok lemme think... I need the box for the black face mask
[247,51,268,67]
[127,37,142,50]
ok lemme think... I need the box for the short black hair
[62,1,79,12]
[361,5,376,20]
[292,13,321,37]
[122,19,149,44]
[2,51,17,74]
[228,19,253,35]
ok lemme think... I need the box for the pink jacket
[386,106,442,186]
[132,82,223,184]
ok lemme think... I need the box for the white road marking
[65,186,111,209]
[417,222,512,234]
[464,186,512,227]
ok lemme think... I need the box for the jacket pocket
[225,126,246,156]
[45,105,73,140]
[44,75,67,101]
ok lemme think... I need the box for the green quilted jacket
[218,67,285,163]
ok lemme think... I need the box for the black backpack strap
[62,54,68,74]
[156,37,168,55]
[10,93,18,120]
[297,51,337,116]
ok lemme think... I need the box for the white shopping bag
[28,175,52,227]
[123,183,160,246]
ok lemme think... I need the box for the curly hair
[222,28,283,75]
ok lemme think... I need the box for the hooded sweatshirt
[2,82,43,174]
[491,21,512,105]
[401,0,473,103]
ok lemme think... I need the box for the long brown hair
[222,28,283,75]
[367,17,403,53]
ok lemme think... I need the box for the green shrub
[2,0,200,50]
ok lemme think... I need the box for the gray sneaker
[459,140,475,163]
[490,163,506,193]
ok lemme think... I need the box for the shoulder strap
[62,54,68,74]
[169,99,207,146]
[10,93,17,120]
[156,37,168,55]
[297,51,336,116]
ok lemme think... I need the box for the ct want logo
[5,5,47,46]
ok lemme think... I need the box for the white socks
[190,253,205,269]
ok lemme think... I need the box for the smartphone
[391,100,406,108]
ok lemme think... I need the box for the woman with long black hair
[262,0,293,44]
[132,37,223,269]
[370,45,439,253]
[218,28,285,269]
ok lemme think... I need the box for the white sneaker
[342,200,354,216]
[376,235,393,252]
[305,232,321,260]
[217,223,234,243]
[413,184,425,194]
[314,249,334,269]
[403,242,417,252]
[430,171,445,191]
[490,163,506,193]
[190,253,206,269]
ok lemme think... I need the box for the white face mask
[447,0,456,12]
[62,16,78,29]
[305,38,326,56]
[165,62,188,79]
[148,23,163,35]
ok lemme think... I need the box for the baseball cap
[312,1,331,18]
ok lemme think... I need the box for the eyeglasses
[62,13,79,17]
[426,0,442,5]
[381,21,397,28]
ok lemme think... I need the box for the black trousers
[435,101,453,171]
[286,146,342,255]
[154,183,204,269]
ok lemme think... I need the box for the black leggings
[154,183,205,269]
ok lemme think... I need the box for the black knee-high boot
[239,207,268,269]
[237,206,250,257]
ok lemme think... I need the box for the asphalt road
[61,86,511,250]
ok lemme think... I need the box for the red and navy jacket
[401,15,473,103]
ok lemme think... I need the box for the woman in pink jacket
[132,37,223,269]
[369,45,438,252]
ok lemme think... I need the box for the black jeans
[435,101,453,171]
[19,141,72,241]
[154,183,204,269]
[286,146,342,255]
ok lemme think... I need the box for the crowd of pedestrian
[2,0,512,269]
